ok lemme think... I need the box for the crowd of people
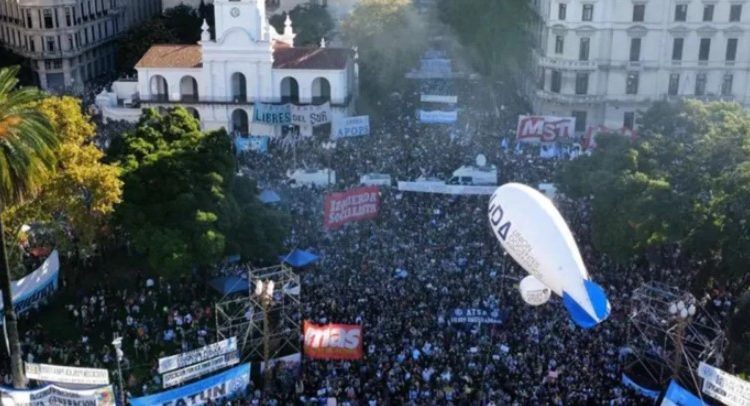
[1,52,745,406]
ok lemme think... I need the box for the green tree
[270,4,335,47]
[556,100,750,277]
[164,4,203,44]
[0,66,59,388]
[341,0,430,106]
[110,107,286,276]
[3,97,123,268]
[436,0,534,80]
[116,18,177,74]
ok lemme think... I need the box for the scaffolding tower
[215,263,301,362]
[625,281,726,394]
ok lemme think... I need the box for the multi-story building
[0,0,161,92]
[532,0,750,131]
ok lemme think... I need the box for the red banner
[303,321,363,360]
[516,115,576,143]
[582,125,638,150]
[323,186,380,229]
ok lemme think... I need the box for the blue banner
[235,136,269,154]
[0,250,59,317]
[253,103,291,125]
[130,364,250,406]
[621,373,660,399]
[664,380,706,406]
[418,110,458,124]
[449,308,504,324]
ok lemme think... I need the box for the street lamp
[668,298,696,383]
[255,280,275,393]
[321,141,337,186]
[111,336,126,405]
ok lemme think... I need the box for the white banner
[397,181,496,195]
[291,102,332,127]
[0,384,115,405]
[162,352,240,388]
[698,362,750,406]
[420,94,458,104]
[25,362,110,386]
[332,115,370,139]
[158,337,237,374]
[0,250,60,316]
[418,110,458,124]
[516,115,576,143]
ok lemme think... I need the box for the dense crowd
[0,57,744,406]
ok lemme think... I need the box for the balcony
[139,94,354,108]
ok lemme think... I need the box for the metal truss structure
[625,281,726,395]
[215,263,301,362]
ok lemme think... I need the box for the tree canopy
[4,97,122,269]
[436,0,534,81]
[270,4,334,47]
[556,100,750,279]
[341,0,429,107]
[109,107,287,275]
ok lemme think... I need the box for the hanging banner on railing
[158,337,237,374]
[303,321,363,360]
[25,362,110,386]
[0,250,59,317]
[131,364,250,406]
[0,384,115,405]
[516,115,576,143]
[331,115,370,139]
[253,103,291,125]
[418,110,458,124]
[291,102,332,127]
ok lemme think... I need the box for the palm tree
[0,66,58,388]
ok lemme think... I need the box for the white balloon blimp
[488,183,610,328]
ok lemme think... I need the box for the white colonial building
[532,0,750,131]
[98,0,357,135]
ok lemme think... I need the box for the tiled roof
[135,45,202,69]
[273,47,352,70]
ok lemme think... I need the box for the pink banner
[516,115,576,143]
[323,186,380,229]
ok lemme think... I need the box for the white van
[447,165,497,186]
[287,169,335,188]
[360,173,393,187]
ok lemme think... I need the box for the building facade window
[43,9,53,28]
[630,38,641,61]
[555,35,564,54]
[730,4,742,22]
[623,112,635,130]
[695,73,707,95]
[726,38,738,61]
[703,4,714,21]
[722,73,733,96]
[551,70,562,93]
[626,72,639,94]
[579,37,590,61]
[675,4,688,21]
[575,72,589,94]
[672,38,684,60]
[558,3,566,20]
[65,8,72,26]
[633,4,645,22]
[46,36,55,51]
[668,73,680,95]
[699,38,711,61]
[582,4,593,21]
[572,111,587,132]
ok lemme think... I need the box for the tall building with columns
[532,0,750,132]
[98,0,357,135]
[0,0,162,92]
